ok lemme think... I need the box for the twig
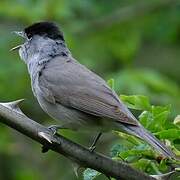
[0,99,155,180]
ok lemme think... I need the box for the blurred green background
[0,0,179,179]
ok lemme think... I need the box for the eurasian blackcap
[12,21,175,158]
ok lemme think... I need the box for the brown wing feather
[38,56,138,126]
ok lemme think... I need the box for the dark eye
[27,33,32,39]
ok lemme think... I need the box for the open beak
[10,31,25,51]
[10,44,22,51]
[12,31,26,38]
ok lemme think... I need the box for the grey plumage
[16,22,175,158]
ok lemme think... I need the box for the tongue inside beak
[10,44,22,51]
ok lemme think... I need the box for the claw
[48,125,62,135]
[38,132,53,143]
[89,146,96,152]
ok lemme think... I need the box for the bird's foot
[48,125,63,135]
[89,145,96,152]
[40,125,63,153]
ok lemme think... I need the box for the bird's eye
[26,33,32,39]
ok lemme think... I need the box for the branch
[0,99,155,180]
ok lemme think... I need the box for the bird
[11,21,175,158]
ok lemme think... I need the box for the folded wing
[38,56,138,126]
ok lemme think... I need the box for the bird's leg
[48,125,66,135]
[41,124,71,153]
[48,122,79,135]
[89,132,102,152]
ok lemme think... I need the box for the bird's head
[11,21,64,51]
[11,22,65,63]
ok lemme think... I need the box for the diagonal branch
[0,99,155,180]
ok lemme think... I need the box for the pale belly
[36,94,116,132]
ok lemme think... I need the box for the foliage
[84,94,180,179]
[83,169,101,180]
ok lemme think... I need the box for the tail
[121,124,176,159]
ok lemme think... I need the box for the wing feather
[38,56,138,125]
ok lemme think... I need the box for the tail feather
[122,124,176,159]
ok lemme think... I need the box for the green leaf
[172,146,180,156]
[175,167,180,171]
[149,162,162,175]
[119,147,155,161]
[148,105,171,132]
[159,159,168,172]
[140,105,171,132]
[132,159,162,174]
[120,95,151,110]
[110,144,128,157]
[83,168,101,180]
[174,115,180,126]
[139,111,153,128]
[107,78,115,90]
[131,159,152,173]
[116,131,141,146]
[154,129,180,140]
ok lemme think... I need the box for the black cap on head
[24,22,64,41]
